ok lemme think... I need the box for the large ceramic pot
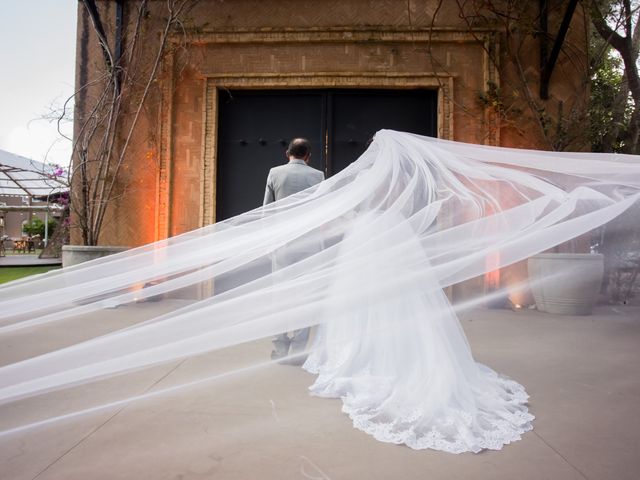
[62,245,129,268]
[528,253,604,315]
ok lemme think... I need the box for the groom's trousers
[270,244,313,358]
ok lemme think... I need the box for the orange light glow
[485,251,501,292]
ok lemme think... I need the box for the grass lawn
[0,266,61,285]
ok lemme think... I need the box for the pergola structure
[0,149,67,246]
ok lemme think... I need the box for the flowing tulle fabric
[0,130,638,453]
[304,210,533,452]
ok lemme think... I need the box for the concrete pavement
[0,303,639,480]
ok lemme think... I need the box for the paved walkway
[0,303,639,479]
[0,254,61,267]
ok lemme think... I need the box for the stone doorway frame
[199,74,452,227]
[157,28,499,237]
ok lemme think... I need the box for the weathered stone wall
[72,1,161,246]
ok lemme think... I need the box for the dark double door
[216,89,437,220]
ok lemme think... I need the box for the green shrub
[23,218,57,237]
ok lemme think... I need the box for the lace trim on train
[304,357,534,454]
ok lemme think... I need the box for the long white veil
[0,130,639,451]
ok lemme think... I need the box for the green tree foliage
[588,0,640,153]
[22,218,57,238]
[590,40,632,152]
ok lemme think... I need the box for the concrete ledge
[62,245,129,268]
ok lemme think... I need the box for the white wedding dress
[303,210,534,453]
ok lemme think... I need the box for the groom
[263,138,324,362]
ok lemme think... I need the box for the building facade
[74,0,590,300]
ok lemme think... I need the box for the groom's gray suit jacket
[263,159,324,205]
[263,158,325,266]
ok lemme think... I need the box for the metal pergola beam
[0,162,67,197]
[0,205,63,213]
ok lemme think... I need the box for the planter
[62,245,129,268]
[528,253,604,315]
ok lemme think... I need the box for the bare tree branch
[66,0,197,245]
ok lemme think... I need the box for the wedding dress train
[303,210,534,453]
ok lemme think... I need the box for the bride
[303,209,533,453]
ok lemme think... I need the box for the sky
[0,1,78,167]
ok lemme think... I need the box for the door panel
[329,90,437,175]
[216,91,324,221]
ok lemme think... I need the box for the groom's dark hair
[287,138,311,159]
